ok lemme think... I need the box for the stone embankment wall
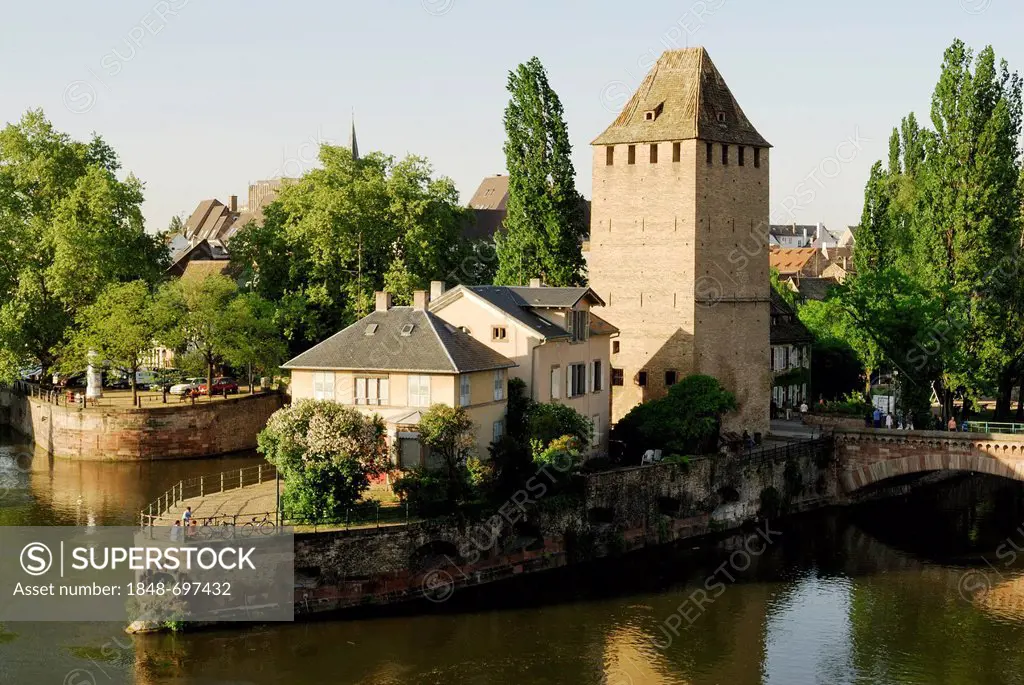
[292,439,838,617]
[803,413,865,429]
[1,390,284,460]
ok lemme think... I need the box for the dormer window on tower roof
[644,102,665,121]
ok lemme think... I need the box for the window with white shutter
[408,375,430,407]
[493,369,504,401]
[313,372,335,401]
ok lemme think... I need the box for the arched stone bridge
[835,428,1024,493]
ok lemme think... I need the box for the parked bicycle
[239,515,276,537]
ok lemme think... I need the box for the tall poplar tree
[495,57,587,287]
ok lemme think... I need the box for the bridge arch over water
[835,429,1024,493]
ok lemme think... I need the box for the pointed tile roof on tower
[592,47,770,148]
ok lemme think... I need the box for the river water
[4,430,1024,685]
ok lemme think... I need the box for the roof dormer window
[717,111,727,124]
[644,102,665,121]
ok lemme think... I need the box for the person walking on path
[800,401,809,420]
[885,413,894,429]
[948,416,958,432]
[183,506,193,526]
[873,408,882,428]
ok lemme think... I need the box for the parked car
[199,377,239,396]
[169,378,205,396]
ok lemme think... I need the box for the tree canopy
[834,40,1024,421]
[495,57,587,287]
[62,280,161,405]
[229,147,473,355]
[0,110,167,381]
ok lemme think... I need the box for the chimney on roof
[413,290,429,311]
[430,281,446,301]
[529,278,542,288]
[228,195,238,213]
[375,291,393,312]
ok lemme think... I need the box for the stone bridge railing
[834,427,1024,492]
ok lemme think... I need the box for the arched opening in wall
[587,507,615,525]
[658,497,683,517]
[410,540,461,571]
[717,486,740,503]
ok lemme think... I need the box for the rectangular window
[627,145,636,165]
[592,360,603,392]
[408,375,430,407]
[649,144,658,164]
[550,366,561,400]
[611,369,624,387]
[754,148,761,168]
[605,146,614,166]
[312,372,335,401]
[770,347,777,371]
[493,419,504,442]
[493,369,505,401]
[355,376,389,406]
[569,309,590,343]
[491,326,508,342]
[784,346,791,369]
[637,371,648,387]
[612,340,620,355]
[568,363,586,398]
[706,142,713,165]
[459,374,471,406]
[673,142,681,163]
[722,144,729,165]
[738,146,745,167]
[399,437,421,469]
[665,370,677,387]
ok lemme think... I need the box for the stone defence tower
[589,48,771,435]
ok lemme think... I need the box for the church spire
[349,109,360,161]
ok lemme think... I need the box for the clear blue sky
[1,0,1019,234]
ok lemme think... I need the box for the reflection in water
[5,428,1024,684]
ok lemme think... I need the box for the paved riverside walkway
[154,480,278,525]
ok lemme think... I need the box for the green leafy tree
[258,400,390,522]
[0,110,167,381]
[614,375,737,457]
[495,57,587,287]
[229,148,472,354]
[223,293,287,392]
[156,275,240,394]
[841,41,1024,421]
[62,280,160,406]
[527,402,592,452]
[417,404,476,493]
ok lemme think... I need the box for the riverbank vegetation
[784,40,1024,425]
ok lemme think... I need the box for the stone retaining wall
[292,440,840,618]
[2,391,284,460]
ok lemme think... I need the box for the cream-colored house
[429,280,618,454]
[283,291,516,468]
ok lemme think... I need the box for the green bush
[614,374,736,458]
[818,392,873,417]
[393,468,459,518]
[257,400,390,522]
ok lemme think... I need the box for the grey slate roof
[283,307,516,373]
[794,277,838,302]
[770,291,814,345]
[432,286,617,341]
